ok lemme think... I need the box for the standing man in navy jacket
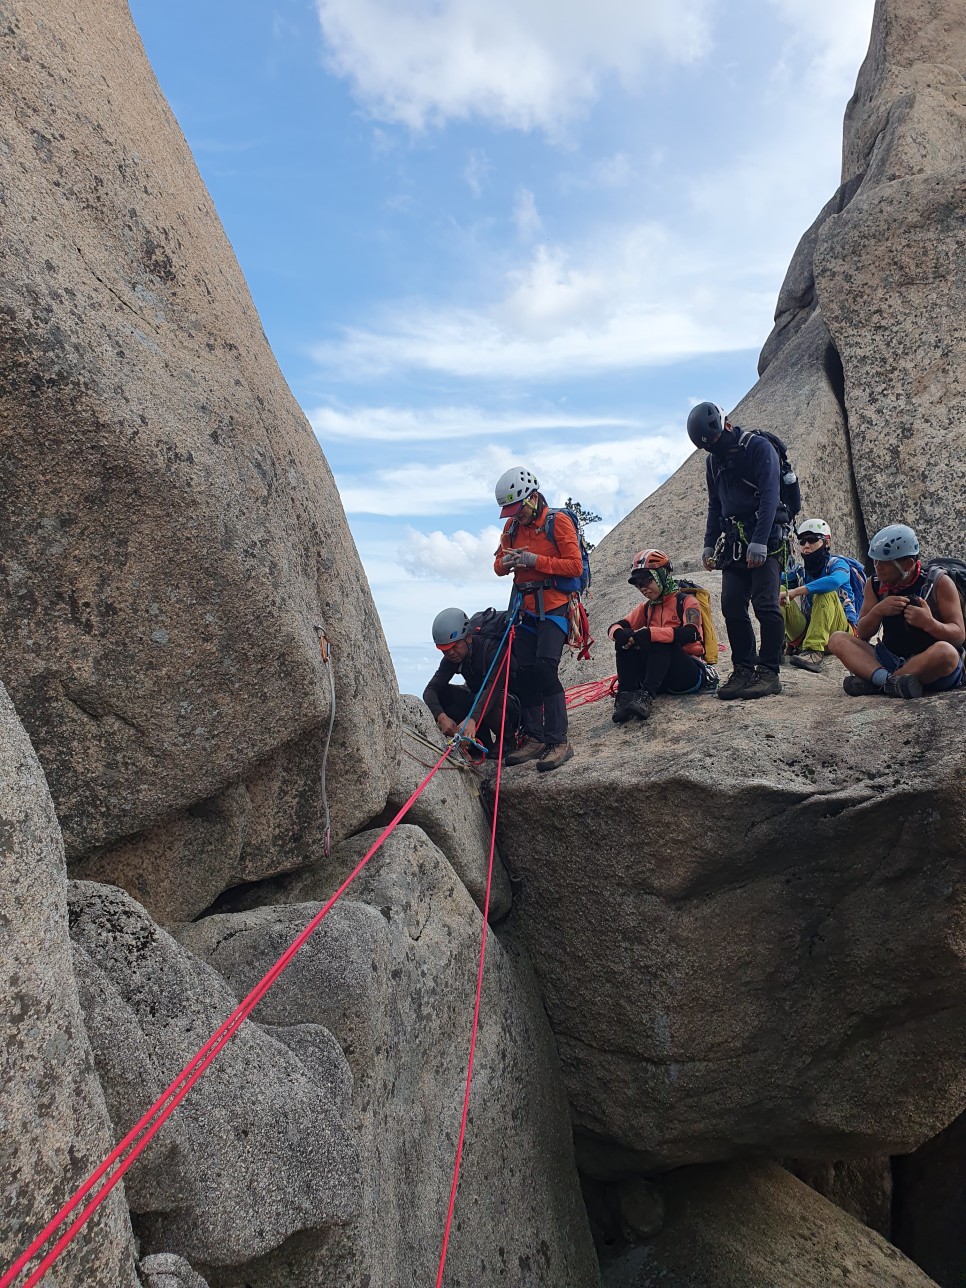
[688,401,784,700]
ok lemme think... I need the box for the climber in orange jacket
[609,550,710,723]
[493,466,583,773]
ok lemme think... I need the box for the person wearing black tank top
[828,523,964,698]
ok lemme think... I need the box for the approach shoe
[536,742,574,772]
[717,665,756,700]
[842,675,883,697]
[736,667,782,700]
[790,649,826,674]
[883,672,924,700]
[612,691,637,724]
[626,689,653,720]
[504,736,547,766]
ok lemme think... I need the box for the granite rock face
[68,881,360,1267]
[599,1162,939,1288]
[0,686,138,1286]
[188,825,602,1288]
[498,675,966,1174]
[0,0,399,903]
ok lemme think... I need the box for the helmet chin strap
[880,559,922,593]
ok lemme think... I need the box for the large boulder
[0,0,399,901]
[68,881,360,1267]
[374,693,511,919]
[0,685,138,1286]
[497,673,966,1173]
[186,824,602,1287]
[599,1161,939,1288]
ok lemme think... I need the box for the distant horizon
[129,0,875,695]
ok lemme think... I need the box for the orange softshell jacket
[493,504,583,616]
[608,592,705,657]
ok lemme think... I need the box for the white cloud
[513,186,543,239]
[309,403,639,442]
[336,432,691,521]
[314,0,712,133]
[766,0,875,102]
[463,148,492,197]
[311,224,774,381]
[400,524,504,580]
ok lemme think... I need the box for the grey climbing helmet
[432,607,469,649]
[686,402,727,449]
[494,466,538,510]
[868,524,919,561]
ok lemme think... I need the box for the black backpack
[467,608,515,673]
[735,428,802,524]
[923,558,966,622]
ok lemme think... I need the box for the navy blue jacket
[703,427,782,550]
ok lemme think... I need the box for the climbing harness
[2,613,521,1288]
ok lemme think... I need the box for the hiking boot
[735,667,782,700]
[625,690,653,720]
[536,742,574,772]
[842,674,882,697]
[612,691,637,724]
[717,665,756,700]
[883,672,924,700]
[790,649,826,674]
[504,736,547,766]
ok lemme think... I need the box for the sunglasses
[798,535,824,547]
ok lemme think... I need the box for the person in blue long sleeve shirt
[687,401,785,700]
[780,519,859,673]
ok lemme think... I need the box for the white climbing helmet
[796,518,831,543]
[494,466,538,514]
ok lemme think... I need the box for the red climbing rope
[435,628,514,1287]
[2,658,512,1288]
[565,674,618,709]
[4,622,524,1288]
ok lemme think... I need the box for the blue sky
[128,0,874,695]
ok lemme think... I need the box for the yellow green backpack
[675,580,719,665]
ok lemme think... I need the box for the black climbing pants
[615,641,704,696]
[513,614,568,745]
[720,554,784,673]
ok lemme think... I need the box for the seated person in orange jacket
[493,465,583,773]
[609,550,706,723]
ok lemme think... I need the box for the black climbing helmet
[686,402,726,450]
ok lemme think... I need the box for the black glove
[632,627,651,646]
[612,626,634,648]
[672,624,700,645]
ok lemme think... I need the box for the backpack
[827,555,867,628]
[923,558,966,625]
[466,608,515,673]
[675,580,720,665]
[544,507,592,594]
[735,429,802,524]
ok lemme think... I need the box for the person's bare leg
[893,641,961,684]
[827,631,880,678]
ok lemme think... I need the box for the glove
[672,623,700,645]
[612,626,634,649]
[702,546,716,572]
[509,549,537,569]
[632,627,651,646]
[746,542,768,568]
